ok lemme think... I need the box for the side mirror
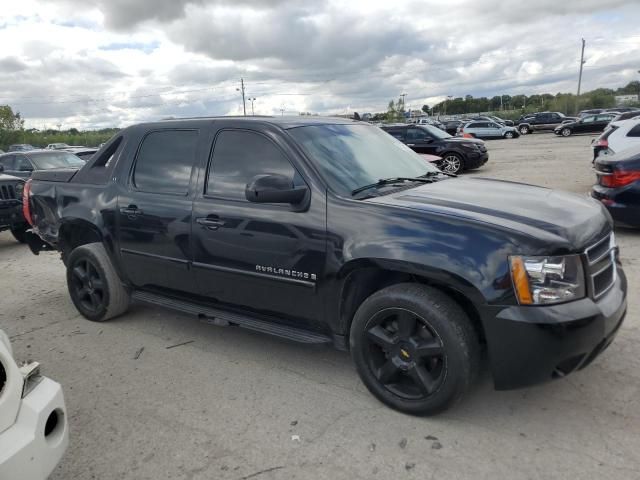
[245,174,308,205]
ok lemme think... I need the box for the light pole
[249,97,256,115]
[236,78,246,116]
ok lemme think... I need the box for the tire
[10,225,28,244]
[561,127,572,137]
[440,153,464,174]
[504,131,514,139]
[350,283,480,415]
[66,242,130,322]
[519,125,530,135]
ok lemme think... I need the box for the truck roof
[132,115,359,131]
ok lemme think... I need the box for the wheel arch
[58,219,117,267]
[335,260,487,349]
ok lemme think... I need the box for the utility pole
[576,38,586,113]
[236,78,247,116]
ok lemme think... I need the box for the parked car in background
[443,120,464,136]
[381,123,488,174]
[592,118,640,160]
[592,145,640,228]
[515,112,576,135]
[607,110,640,128]
[488,115,514,127]
[45,143,70,150]
[460,121,519,139]
[8,144,35,152]
[0,329,69,479]
[553,113,617,137]
[578,109,604,118]
[0,172,27,242]
[24,116,626,416]
[63,147,98,161]
[0,150,85,179]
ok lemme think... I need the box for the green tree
[421,104,430,114]
[0,105,24,130]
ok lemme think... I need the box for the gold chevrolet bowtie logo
[400,348,410,359]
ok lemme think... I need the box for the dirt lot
[1,133,639,480]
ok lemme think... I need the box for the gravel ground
[1,132,639,480]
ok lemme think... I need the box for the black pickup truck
[24,117,627,415]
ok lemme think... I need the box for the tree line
[374,81,640,122]
[0,105,118,151]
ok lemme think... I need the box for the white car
[0,330,68,479]
[45,143,70,150]
[593,118,640,159]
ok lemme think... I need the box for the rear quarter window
[627,125,640,138]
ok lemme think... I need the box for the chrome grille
[584,234,616,299]
[0,184,16,200]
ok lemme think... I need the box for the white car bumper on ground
[0,329,68,480]
[0,376,68,480]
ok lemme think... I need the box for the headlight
[15,183,24,197]
[461,143,479,150]
[509,255,586,305]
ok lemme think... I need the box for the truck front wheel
[350,283,480,415]
[66,242,130,322]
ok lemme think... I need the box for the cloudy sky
[2,0,639,129]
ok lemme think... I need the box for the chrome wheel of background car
[561,128,572,137]
[441,154,462,174]
[519,126,529,135]
[365,308,446,400]
[70,259,105,313]
[504,131,514,139]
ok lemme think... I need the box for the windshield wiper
[351,177,434,196]
[422,170,457,178]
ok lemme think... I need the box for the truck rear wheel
[350,283,480,415]
[519,125,530,135]
[66,242,130,322]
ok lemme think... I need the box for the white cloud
[1,0,638,129]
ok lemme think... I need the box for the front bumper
[0,200,24,228]
[0,377,69,480]
[481,267,627,390]
[465,150,489,169]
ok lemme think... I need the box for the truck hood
[0,173,22,182]
[367,177,610,250]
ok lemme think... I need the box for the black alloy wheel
[365,308,446,400]
[70,258,105,314]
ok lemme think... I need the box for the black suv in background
[381,124,488,174]
[515,112,576,135]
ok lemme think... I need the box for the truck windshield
[288,124,440,197]
[31,152,86,169]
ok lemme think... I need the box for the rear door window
[132,130,198,195]
[406,128,429,141]
[386,129,406,141]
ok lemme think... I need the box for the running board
[132,291,334,346]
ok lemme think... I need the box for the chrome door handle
[120,206,142,216]
[196,217,226,230]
